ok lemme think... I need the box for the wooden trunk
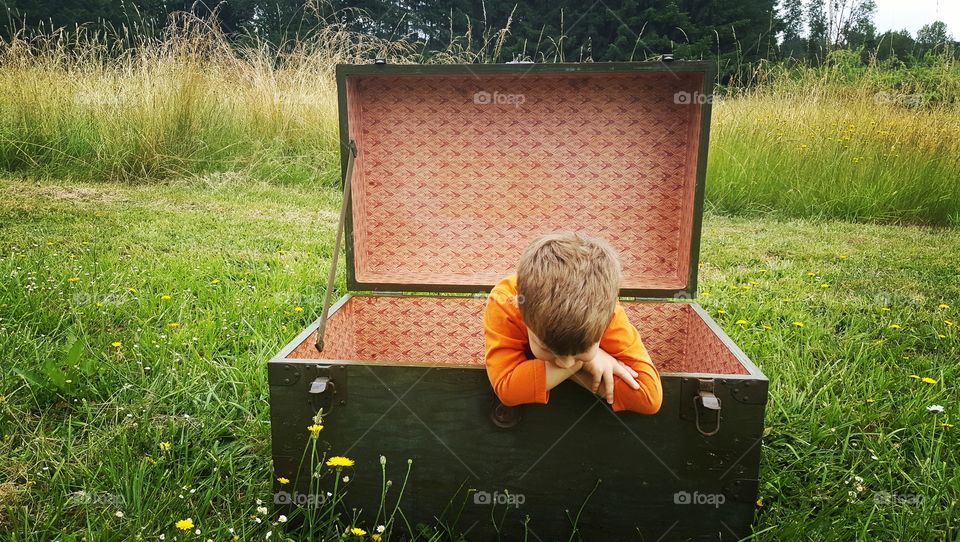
[268,62,768,541]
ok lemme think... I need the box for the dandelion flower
[793,321,805,328]
[67,277,80,283]
[806,272,816,277]
[294,306,304,313]
[755,498,763,507]
[909,375,920,380]
[879,307,891,312]
[735,319,748,325]
[888,324,901,330]
[211,279,221,284]
[326,456,355,468]
[927,405,945,413]
[175,518,194,531]
[127,288,137,294]
[921,377,937,385]
[942,423,954,428]
[717,309,727,315]
[159,441,172,451]
[866,398,875,403]
[762,325,772,331]
[112,341,122,348]
[373,536,382,542]
[161,294,172,301]
[307,424,324,435]
[348,527,367,536]
[276,477,289,485]
[938,334,947,339]
[838,255,848,260]
[939,304,950,310]
[168,323,180,329]
[945,320,955,327]
[820,283,830,289]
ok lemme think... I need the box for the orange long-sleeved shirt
[483,274,663,414]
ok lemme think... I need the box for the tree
[916,21,952,56]
[806,0,828,62]
[779,0,806,57]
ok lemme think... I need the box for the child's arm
[596,303,663,414]
[484,289,580,405]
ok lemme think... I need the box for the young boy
[484,232,662,414]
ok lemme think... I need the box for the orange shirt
[483,274,663,414]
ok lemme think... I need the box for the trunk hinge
[315,141,358,352]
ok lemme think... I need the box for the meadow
[1,19,960,542]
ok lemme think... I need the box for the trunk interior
[284,294,749,376]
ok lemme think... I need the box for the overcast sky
[873,0,958,35]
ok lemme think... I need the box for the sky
[873,0,959,35]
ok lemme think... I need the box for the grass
[0,21,958,225]
[1,175,958,540]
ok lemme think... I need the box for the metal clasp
[694,378,722,436]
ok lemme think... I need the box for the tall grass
[0,13,958,224]
[709,51,960,225]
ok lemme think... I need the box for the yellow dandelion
[307,424,324,435]
[145,455,157,465]
[938,334,947,339]
[866,398,875,403]
[937,304,949,310]
[880,307,891,312]
[373,535,382,542]
[909,375,920,380]
[326,456,355,468]
[159,441,172,451]
[111,341,122,348]
[735,319,748,325]
[175,518,194,530]
[756,498,764,508]
[294,306,304,313]
[762,325,772,331]
[211,279,221,285]
[759,268,768,273]
[67,277,80,283]
[127,288,137,294]
[348,528,366,537]
[793,321,805,328]
[820,283,830,289]
[277,477,290,485]
[717,309,727,315]
[806,272,816,277]
[921,377,937,385]
[838,255,848,260]
[888,324,901,330]
[161,294,172,301]
[698,263,704,268]
[945,320,955,327]
[749,280,760,285]
[168,322,180,329]
[942,423,954,428]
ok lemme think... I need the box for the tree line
[1,0,955,71]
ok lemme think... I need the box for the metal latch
[310,376,332,395]
[694,378,722,436]
[307,366,347,409]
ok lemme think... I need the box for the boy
[484,232,662,414]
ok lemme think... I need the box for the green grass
[1,175,958,540]
[1,25,958,225]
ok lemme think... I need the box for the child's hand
[582,349,640,404]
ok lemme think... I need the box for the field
[2,22,960,542]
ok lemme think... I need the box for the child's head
[516,232,622,368]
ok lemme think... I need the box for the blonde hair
[516,232,622,356]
